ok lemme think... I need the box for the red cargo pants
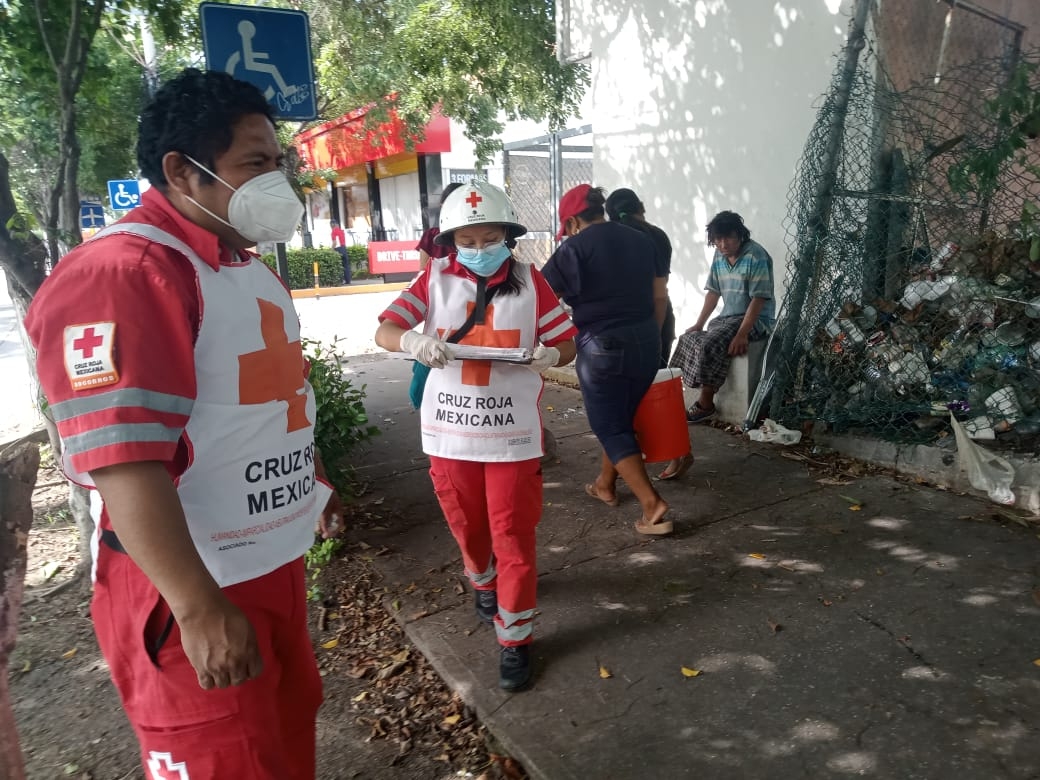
[91,540,322,779]
[428,456,542,646]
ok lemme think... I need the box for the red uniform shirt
[24,188,261,477]
[379,256,577,346]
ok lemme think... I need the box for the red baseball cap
[556,184,592,240]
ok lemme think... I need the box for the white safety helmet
[434,180,527,246]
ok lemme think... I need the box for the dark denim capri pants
[576,319,661,464]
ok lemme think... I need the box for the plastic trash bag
[949,414,1015,506]
[747,418,802,446]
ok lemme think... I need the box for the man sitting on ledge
[667,210,775,442]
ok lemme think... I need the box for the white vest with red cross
[420,260,544,462]
[68,223,331,587]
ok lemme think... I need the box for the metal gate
[502,125,593,267]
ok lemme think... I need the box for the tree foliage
[309,0,588,164]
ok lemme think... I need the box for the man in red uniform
[25,68,342,779]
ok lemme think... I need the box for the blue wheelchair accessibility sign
[200,3,317,121]
[107,180,141,211]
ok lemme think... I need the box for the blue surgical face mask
[455,241,511,276]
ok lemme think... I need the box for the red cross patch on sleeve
[63,322,119,390]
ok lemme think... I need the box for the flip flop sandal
[635,516,674,536]
[584,482,619,507]
[657,453,694,481]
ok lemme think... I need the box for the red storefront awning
[294,105,451,171]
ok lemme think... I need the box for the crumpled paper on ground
[950,413,1015,506]
[747,418,802,446]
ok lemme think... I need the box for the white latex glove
[529,344,560,373]
[400,330,453,369]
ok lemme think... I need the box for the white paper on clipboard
[448,344,533,363]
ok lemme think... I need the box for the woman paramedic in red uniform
[375,181,577,691]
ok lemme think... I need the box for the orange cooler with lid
[633,368,691,462]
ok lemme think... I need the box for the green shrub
[260,248,343,289]
[347,244,368,272]
[304,338,380,500]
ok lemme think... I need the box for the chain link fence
[503,126,593,267]
[761,0,1040,454]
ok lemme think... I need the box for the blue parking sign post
[80,201,106,230]
[107,180,141,211]
[200,3,317,121]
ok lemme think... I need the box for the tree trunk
[58,103,82,253]
[0,153,49,300]
[0,438,40,780]
[1,152,93,583]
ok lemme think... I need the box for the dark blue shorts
[576,319,661,464]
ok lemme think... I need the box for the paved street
[348,354,1040,780]
[0,285,43,443]
[0,285,399,443]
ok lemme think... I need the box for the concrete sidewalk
[342,353,1040,780]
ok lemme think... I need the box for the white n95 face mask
[184,155,304,243]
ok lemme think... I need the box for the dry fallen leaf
[819,598,833,607]
[1033,659,1040,667]
[443,714,461,726]
[599,665,612,679]
[351,691,368,703]
[748,553,766,560]
[61,648,77,659]
[680,666,701,678]
[21,660,30,673]
[321,638,339,649]
[849,504,863,511]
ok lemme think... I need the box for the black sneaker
[474,589,497,624]
[499,645,532,691]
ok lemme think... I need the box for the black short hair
[577,186,606,223]
[605,188,644,222]
[137,68,275,188]
[706,211,751,245]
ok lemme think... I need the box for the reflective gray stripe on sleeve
[50,388,194,423]
[540,319,574,343]
[63,423,182,456]
[400,291,427,316]
[385,303,420,329]
[465,559,497,587]
[538,305,567,328]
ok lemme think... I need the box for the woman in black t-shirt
[542,185,673,535]
[606,187,675,368]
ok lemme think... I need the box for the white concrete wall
[378,172,423,241]
[570,0,854,325]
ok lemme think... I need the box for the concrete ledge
[714,339,766,426]
[542,364,580,389]
[290,281,409,299]
[813,429,1040,512]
